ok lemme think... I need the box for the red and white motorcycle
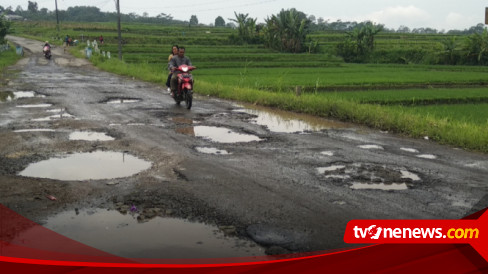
[173,65,196,109]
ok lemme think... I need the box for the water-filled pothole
[400,147,419,153]
[317,162,421,191]
[17,104,53,108]
[69,131,115,141]
[18,151,151,181]
[14,128,56,133]
[195,147,231,155]
[358,144,384,150]
[417,154,437,159]
[32,113,76,121]
[103,98,142,104]
[234,104,351,133]
[350,182,408,190]
[43,209,264,259]
[178,126,263,143]
[1,91,46,102]
[12,91,46,99]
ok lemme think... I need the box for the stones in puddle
[317,162,422,191]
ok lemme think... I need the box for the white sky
[2,0,486,31]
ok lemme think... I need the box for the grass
[390,104,488,125]
[323,88,488,105]
[0,43,22,71]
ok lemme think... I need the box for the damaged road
[1,36,487,257]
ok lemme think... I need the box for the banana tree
[264,8,310,53]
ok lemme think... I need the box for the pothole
[316,165,346,173]
[102,98,142,104]
[14,128,56,133]
[417,154,437,159]
[171,117,196,124]
[195,147,231,155]
[18,151,151,181]
[177,126,263,143]
[400,147,419,153]
[69,131,115,141]
[317,162,421,191]
[32,112,76,121]
[16,104,53,108]
[234,104,350,133]
[10,91,46,100]
[350,182,408,190]
[358,144,384,150]
[43,208,264,259]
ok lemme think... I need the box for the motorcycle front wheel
[185,89,192,109]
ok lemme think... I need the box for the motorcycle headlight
[182,67,188,72]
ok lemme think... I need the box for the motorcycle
[173,64,196,109]
[43,45,51,59]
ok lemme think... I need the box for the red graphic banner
[1,204,487,272]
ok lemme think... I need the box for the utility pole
[116,0,122,60]
[485,7,488,25]
[55,0,59,33]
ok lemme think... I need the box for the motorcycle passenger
[165,45,178,94]
[169,46,192,97]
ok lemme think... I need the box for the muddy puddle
[18,151,151,181]
[42,209,264,259]
[69,131,115,141]
[234,104,351,133]
[178,126,263,143]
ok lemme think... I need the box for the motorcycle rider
[43,41,51,58]
[169,46,192,97]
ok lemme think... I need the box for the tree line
[2,2,487,65]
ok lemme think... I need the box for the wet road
[1,36,487,256]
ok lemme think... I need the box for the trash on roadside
[46,195,57,201]
[130,205,138,212]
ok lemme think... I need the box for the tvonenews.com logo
[343,213,488,261]
[353,225,479,240]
